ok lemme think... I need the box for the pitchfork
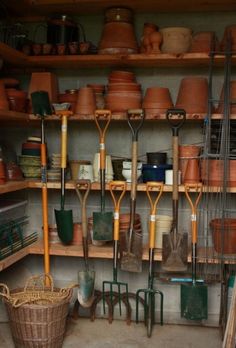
[136,182,164,337]
[102,180,129,316]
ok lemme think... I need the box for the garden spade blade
[93,110,113,241]
[55,110,74,244]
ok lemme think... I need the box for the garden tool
[55,110,74,244]
[75,180,95,308]
[121,109,145,273]
[93,109,113,241]
[162,109,188,272]
[181,183,208,320]
[136,182,164,337]
[31,91,52,283]
[103,180,128,316]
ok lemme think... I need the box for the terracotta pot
[190,31,218,53]
[210,218,236,254]
[79,42,90,54]
[32,43,42,56]
[160,27,192,54]
[68,41,79,55]
[58,89,79,113]
[144,87,173,104]
[0,81,9,111]
[175,77,208,113]
[71,222,83,245]
[6,162,23,181]
[75,87,96,115]
[98,22,138,54]
[184,158,200,183]
[42,43,53,55]
[216,81,236,114]
[179,144,200,182]
[28,72,59,108]
[56,43,67,55]
[201,159,236,187]
[6,88,27,112]
[220,25,236,51]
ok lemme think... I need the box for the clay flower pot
[184,158,200,183]
[58,89,79,113]
[68,41,79,55]
[6,88,27,112]
[98,22,138,54]
[179,144,201,182]
[175,77,208,114]
[216,81,236,114]
[210,218,236,254]
[220,25,236,51]
[75,87,96,115]
[142,86,173,117]
[160,27,192,54]
[190,31,218,53]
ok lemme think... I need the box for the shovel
[136,182,164,337]
[121,109,145,273]
[75,180,95,308]
[31,91,52,283]
[55,110,74,244]
[93,109,113,241]
[103,180,128,315]
[181,183,208,320]
[162,108,188,273]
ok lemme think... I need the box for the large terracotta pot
[179,144,201,182]
[175,77,208,114]
[210,218,236,254]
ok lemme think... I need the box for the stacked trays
[48,153,61,181]
[19,136,41,178]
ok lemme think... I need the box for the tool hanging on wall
[55,110,74,244]
[136,181,164,337]
[75,180,95,308]
[162,108,188,272]
[181,183,208,320]
[31,90,52,282]
[102,180,129,317]
[121,109,145,273]
[93,110,113,241]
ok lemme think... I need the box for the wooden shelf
[0,181,28,195]
[5,0,236,18]
[0,42,235,70]
[0,244,32,271]
[28,240,234,264]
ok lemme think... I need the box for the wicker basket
[0,274,74,348]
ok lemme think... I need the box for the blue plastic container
[142,164,172,183]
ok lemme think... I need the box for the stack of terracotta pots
[179,144,201,183]
[216,81,236,114]
[106,70,142,113]
[142,86,173,118]
[175,77,209,114]
[201,159,236,187]
[190,31,218,53]
[75,87,96,116]
[98,7,138,54]
[58,89,79,114]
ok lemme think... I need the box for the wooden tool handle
[94,110,111,170]
[109,180,126,241]
[61,115,68,169]
[185,183,203,244]
[172,135,179,200]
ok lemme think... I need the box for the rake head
[102,280,128,316]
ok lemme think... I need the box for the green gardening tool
[136,181,164,337]
[93,110,113,241]
[181,183,208,320]
[103,180,129,316]
[55,110,74,244]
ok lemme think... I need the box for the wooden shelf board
[6,0,236,18]
[0,245,31,271]
[29,240,234,264]
[0,181,28,195]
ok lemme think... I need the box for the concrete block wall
[0,10,235,326]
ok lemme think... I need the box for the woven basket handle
[24,274,54,292]
[0,283,10,300]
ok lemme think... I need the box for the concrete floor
[0,317,222,348]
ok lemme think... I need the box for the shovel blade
[55,209,73,244]
[78,270,95,308]
[92,212,113,241]
[120,231,143,273]
[181,283,208,320]
[162,232,188,272]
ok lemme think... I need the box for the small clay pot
[75,87,96,115]
[184,158,200,183]
[179,144,201,182]
[190,31,218,53]
[79,42,90,54]
[6,88,27,112]
[42,43,53,55]
[68,41,79,55]
[71,223,83,245]
[32,43,42,56]
[56,43,67,55]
